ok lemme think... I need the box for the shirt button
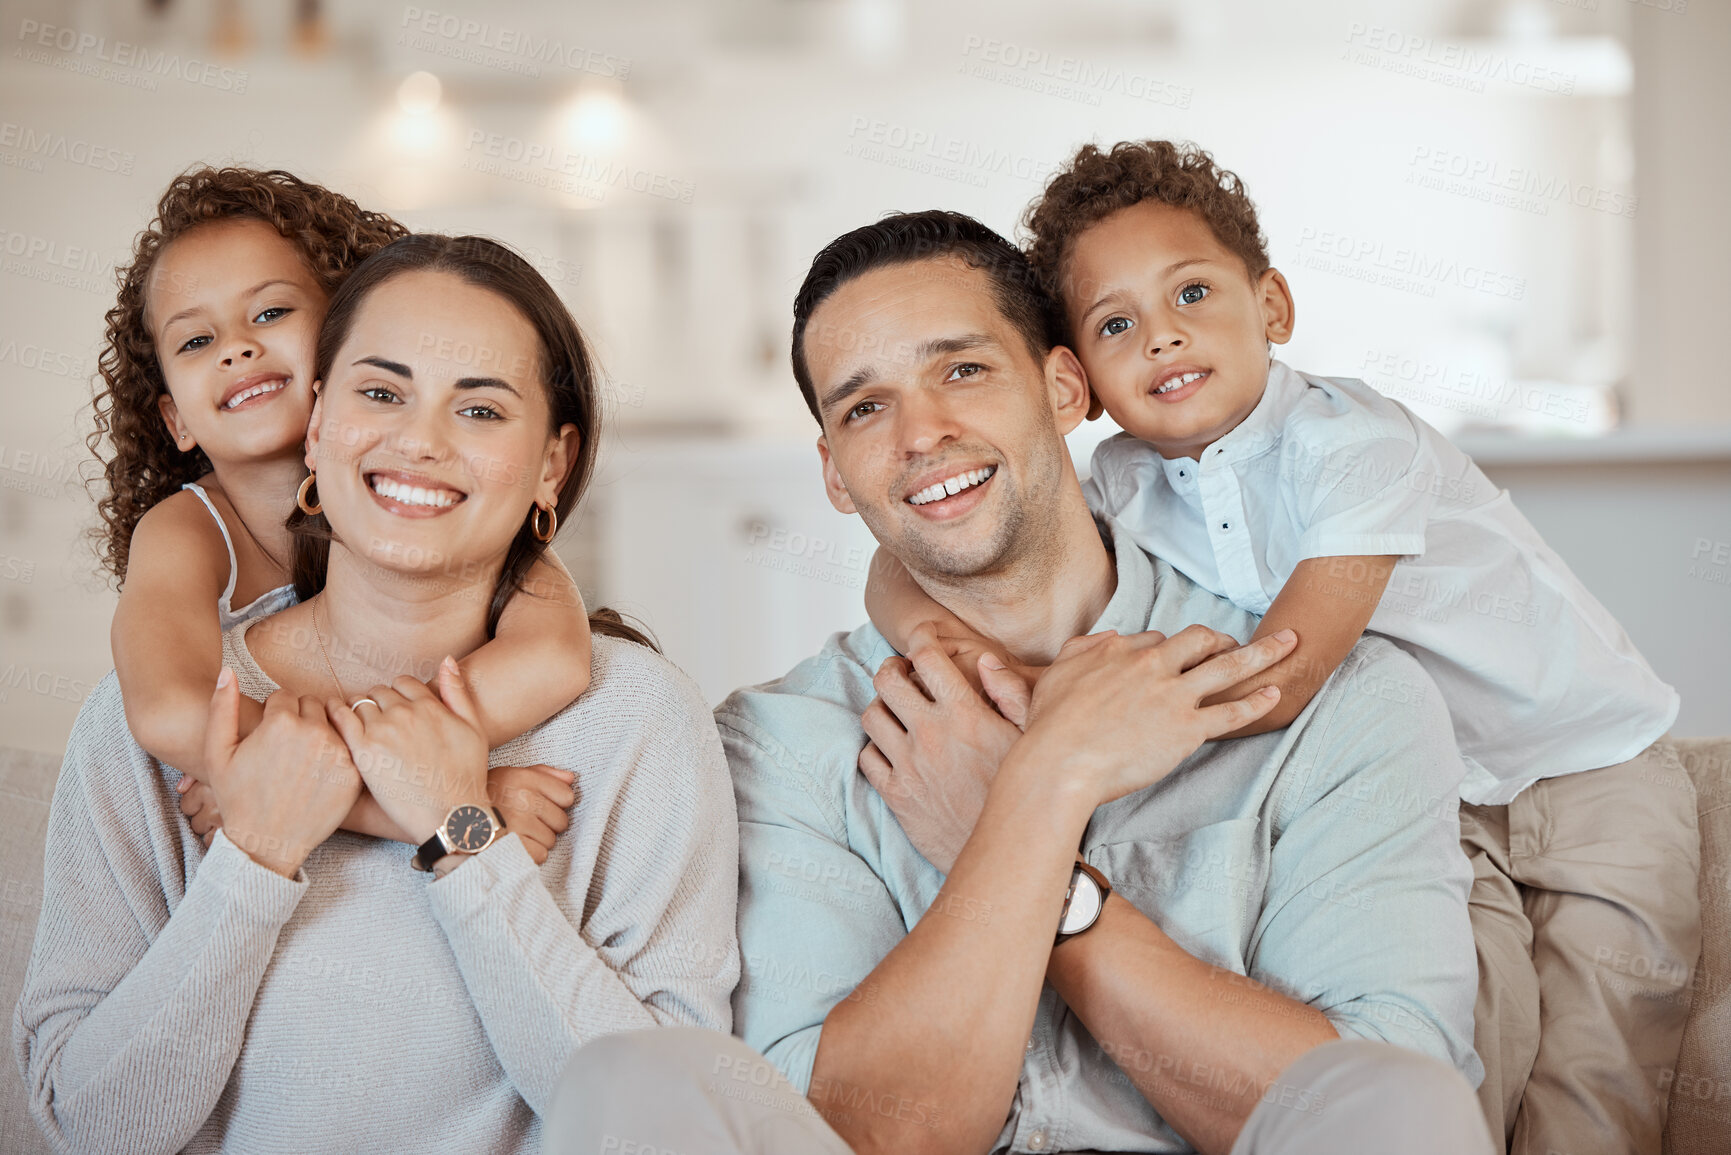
[1028,1132,1046,1150]
[1221,522,1230,530]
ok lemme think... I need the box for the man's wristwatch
[1056,860,1111,943]
[412,803,508,872]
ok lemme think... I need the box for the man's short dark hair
[790,210,1061,426]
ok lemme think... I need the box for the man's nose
[898,392,962,456]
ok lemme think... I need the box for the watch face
[1060,871,1104,935]
[446,805,494,852]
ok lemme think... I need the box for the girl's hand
[327,656,493,849]
[176,776,223,848]
[486,765,576,865]
[204,669,364,876]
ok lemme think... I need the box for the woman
[14,235,739,1153]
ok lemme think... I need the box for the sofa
[1,739,1727,1153]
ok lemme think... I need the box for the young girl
[867,141,1697,1153]
[92,166,593,857]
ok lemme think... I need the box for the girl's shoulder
[127,483,231,579]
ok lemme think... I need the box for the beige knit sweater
[13,628,740,1154]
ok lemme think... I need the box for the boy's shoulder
[1274,365,1425,457]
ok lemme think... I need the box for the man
[549,212,1490,1155]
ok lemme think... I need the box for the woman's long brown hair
[289,233,655,650]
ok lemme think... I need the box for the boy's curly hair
[1022,140,1269,316]
[89,167,408,585]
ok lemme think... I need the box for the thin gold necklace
[310,595,350,701]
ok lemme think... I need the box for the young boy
[867,140,1699,1153]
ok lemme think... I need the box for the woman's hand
[1015,625,1298,808]
[203,668,364,877]
[486,765,575,865]
[327,656,493,850]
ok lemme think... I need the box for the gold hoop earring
[296,473,322,516]
[530,504,556,543]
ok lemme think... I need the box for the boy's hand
[487,764,576,866]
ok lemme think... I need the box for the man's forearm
[809,753,1094,1155]
[1048,895,1338,1155]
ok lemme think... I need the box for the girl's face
[306,269,578,587]
[147,218,326,467]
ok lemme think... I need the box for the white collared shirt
[1086,359,1678,804]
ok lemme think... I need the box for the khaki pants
[1460,738,1702,1154]
[546,1028,1494,1155]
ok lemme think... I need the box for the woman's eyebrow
[355,355,412,377]
[455,376,520,396]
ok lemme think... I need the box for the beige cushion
[0,747,57,1155]
[1667,737,1731,1154]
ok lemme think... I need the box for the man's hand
[859,624,1023,872]
[1020,625,1297,807]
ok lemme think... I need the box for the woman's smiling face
[306,268,577,586]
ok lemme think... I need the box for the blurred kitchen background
[1,0,1727,754]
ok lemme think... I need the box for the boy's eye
[944,363,984,382]
[253,306,291,324]
[1177,283,1210,306]
[1100,316,1133,338]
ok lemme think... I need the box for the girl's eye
[358,385,400,404]
[1178,283,1210,306]
[253,306,291,324]
[944,363,984,382]
[1100,316,1133,338]
[458,403,502,420]
[177,335,211,353]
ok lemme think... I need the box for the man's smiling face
[805,256,1083,580]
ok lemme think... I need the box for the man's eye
[177,335,211,353]
[944,363,984,382]
[1178,283,1210,306]
[1100,317,1133,338]
[846,400,882,423]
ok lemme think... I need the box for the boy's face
[147,217,327,468]
[1062,200,1294,460]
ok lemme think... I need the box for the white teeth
[222,379,288,409]
[369,475,461,508]
[1154,371,1206,395]
[908,465,996,506]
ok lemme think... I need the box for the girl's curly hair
[89,166,409,586]
[1022,140,1270,318]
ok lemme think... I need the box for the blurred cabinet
[583,438,878,706]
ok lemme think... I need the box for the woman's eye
[458,404,501,420]
[359,386,400,403]
[253,306,291,324]
[944,363,984,382]
[1178,283,1210,306]
[1100,316,1133,338]
[176,335,210,353]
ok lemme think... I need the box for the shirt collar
[1089,516,1158,636]
[1196,358,1307,468]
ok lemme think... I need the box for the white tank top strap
[181,481,241,616]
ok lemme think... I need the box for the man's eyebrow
[1080,258,1214,318]
[158,279,300,332]
[819,332,998,416]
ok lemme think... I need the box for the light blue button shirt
[717,518,1481,1154]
